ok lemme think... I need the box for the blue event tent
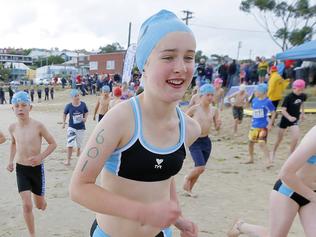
[276,40,316,61]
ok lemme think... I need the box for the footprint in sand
[220,171,239,174]
[54,182,64,188]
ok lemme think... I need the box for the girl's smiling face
[143,32,196,103]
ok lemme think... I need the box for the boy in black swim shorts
[7,91,56,237]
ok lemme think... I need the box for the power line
[191,23,273,33]
[182,10,193,25]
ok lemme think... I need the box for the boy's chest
[70,107,84,115]
[196,109,214,123]
[15,128,40,144]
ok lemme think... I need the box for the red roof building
[89,51,126,75]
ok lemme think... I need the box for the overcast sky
[0,0,315,59]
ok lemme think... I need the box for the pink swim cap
[292,79,305,89]
[214,78,223,85]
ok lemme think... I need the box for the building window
[106,60,115,70]
[90,61,98,70]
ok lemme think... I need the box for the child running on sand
[62,89,89,166]
[69,10,199,237]
[93,85,111,122]
[228,125,316,237]
[109,86,123,109]
[228,84,248,136]
[213,78,224,110]
[272,79,307,160]
[244,83,276,168]
[6,91,56,237]
[183,83,221,197]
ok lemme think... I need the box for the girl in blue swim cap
[70,10,199,237]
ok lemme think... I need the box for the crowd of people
[1,9,315,237]
[191,55,304,91]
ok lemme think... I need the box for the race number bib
[253,109,264,118]
[73,114,83,124]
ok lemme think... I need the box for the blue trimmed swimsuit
[92,96,186,237]
[273,155,316,207]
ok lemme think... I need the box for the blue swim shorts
[189,136,212,167]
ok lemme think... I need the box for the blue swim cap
[12,91,31,105]
[136,10,193,72]
[70,89,79,97]
[255,83,268,93]
[199,84,215,96]
[101,85,110,93]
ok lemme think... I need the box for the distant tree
[23,49,32,55]
[47,56,65,65]
[77,49,89,54]
[0,64,12,82]
[99,42,124,53]
[195,50,208,63]
[34,56,65,67]
[240,0,316,51]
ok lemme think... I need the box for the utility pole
[236,41,242,60]
[182,10,193,25]
[127,22,132,48]
[249,49,252,60]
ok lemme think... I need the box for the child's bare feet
[266,162,274,169]
[64,160,71,166]
[183,190,198,198]
[241,160,254,164]
[227,219,244,237]
[270,151,276,161]
[183,175,190,190]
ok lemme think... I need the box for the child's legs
[33,194,47,210]
[248,141,255,162]
[258,142,271,164]
[66,128,77,163]
[232,108,239,133]
[289,125,300,154]
[20,191,35,235]
[188,166,205,191]
[269,191,299,237]
[185,141,209,192]
[299,201,316,237]
[186,149,204,187]
[272,128,285,154]
[238,222,269,237]
[234,119,239,133]
[67,147,73,160]
[76,148,81,157]
[190,139,211,190]
[76,129,85,157]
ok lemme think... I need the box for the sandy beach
[0,89,312,237]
